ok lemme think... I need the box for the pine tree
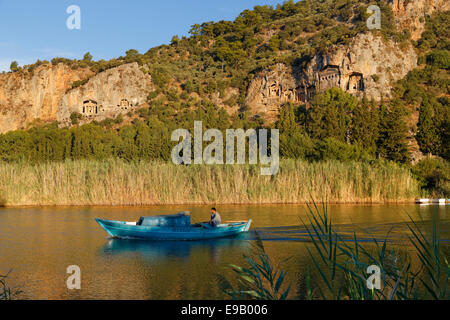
[276,103,297,134]
[9,61,19,72]
[416,98,440,155]
[377,101,411,163]
[276,103,313,159]
[351,95,379,154]
[307,88,358,142]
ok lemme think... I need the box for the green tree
[416,99,441,155]
[377,102,411,163]
[28,124,71,162]
[125,49,139,59]
[351,96,379,153]
[151,67,170,89]
[9,61,19,72]
[213,37,246,70]
[269,35,281,51]
[171,35,180,45]
[70,112,82,125]
[0,130,31,162]
[307,88,358,142]
[117,125,138,161]
[83,52,93,62]
[276,103,313,159]
[189,24,201,37]
[426,50,450,69]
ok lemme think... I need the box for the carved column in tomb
[297,79,308,103]
[392,0,405,13]
[264,76,269,98]
[337,67,342,88]
[347,73,364,93]
[314,72,320,93]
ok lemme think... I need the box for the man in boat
[209,208,221,227]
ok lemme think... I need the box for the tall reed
[0,159,420,206]
[220,203,449,300]
[301,202,449,300]
[217,239,292,300]
[0,271,21,300]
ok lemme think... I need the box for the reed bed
[220,203,449,300]
[0,159,420,206]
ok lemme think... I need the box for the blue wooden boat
[95,212,252,241]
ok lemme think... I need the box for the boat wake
[246,220,450,244]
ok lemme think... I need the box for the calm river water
[0,204,449,300]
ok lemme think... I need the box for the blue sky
[0,0,283,71]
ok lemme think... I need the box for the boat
[95,211,252,241]
[415,198,448,205]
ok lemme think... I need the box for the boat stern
[244,219,252,232]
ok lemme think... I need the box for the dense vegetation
[0,88,411,163]
[0,159,419,206]
[221,204,450,300]
[1,1,449,198]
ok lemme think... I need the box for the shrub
[412,157,450,197]
[426,50,450,69]
[312,138,373,162]
[114,114,124,124]
[147,90,159,101]
[70,112,82,125]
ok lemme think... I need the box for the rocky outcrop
[57,63,153,125]
[391,0,450,40]
[0,62,153,132]
[0,2,447,133]
[0,64,92,133]
[245,64,299,120]
[246,33,417,120]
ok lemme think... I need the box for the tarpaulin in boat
[137,212,191,227]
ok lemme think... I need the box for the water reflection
[0,204,448,299]
[101,236,252,262]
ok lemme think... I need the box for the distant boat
[95,212,252,241]
[415,198,448,204]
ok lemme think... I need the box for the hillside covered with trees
[1,0,449,197]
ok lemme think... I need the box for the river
[0,204,449,300]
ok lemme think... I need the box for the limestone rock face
[391,0,450,40]
[245,64,299,121]
[0,2,447,134]
[309,32,418,100]
[57,63,154,125]
[0,64,92,133]
[245,33,417,120]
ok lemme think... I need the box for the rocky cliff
[0,64,92,133]
[0,1,447,133]
[57,63,154,126]
[391,0,450,40]
[0,63,153,132]
[246,32,417,120]
[245,0,448,120]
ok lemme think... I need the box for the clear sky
[0,0,284,71]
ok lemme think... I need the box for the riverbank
[0,159,421,206]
